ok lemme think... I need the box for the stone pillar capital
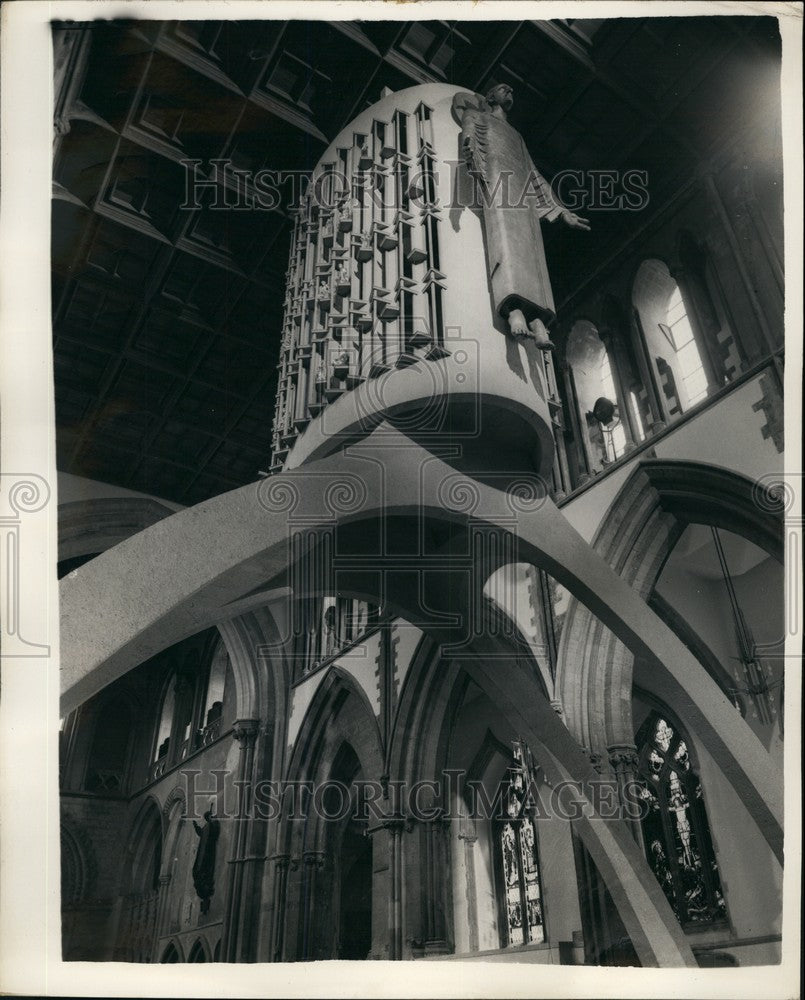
[607,742,640,772]
[233,719,260,748]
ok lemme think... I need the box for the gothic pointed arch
[556,458,784,754]
[277,671,383,961]
[188,936,211,962]
[159,939,184,963]
[284,665,382,788]
[60,820,97,907]
[115,796,163,962]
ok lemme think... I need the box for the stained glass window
[636,714,727,927]
[496,741,546,947]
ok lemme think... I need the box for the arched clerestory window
[632,258,717,419]
[599,350,628,461]
[635,713,727,928]
[150,632,234,780]
[663,287,708,406]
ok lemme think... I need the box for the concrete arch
[58,434,783,964]
[58,496,175,563]
[58,494,278,749]
[284,355,556,487]
[556,458,784,757]
[59,437,781,856]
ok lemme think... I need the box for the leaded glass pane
[497,741,547,948]
[519,818,545,944]
[501,822,524,946]
[638,714,727,927]
[673,740,691,771]
[654,718,673,751]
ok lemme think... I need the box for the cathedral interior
[53,14,787,969]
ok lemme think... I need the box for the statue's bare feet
[528,318,556,352]
[507,308,529,338]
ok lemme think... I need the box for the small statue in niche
[334,261,350,287]
[317,278,330,299]
[355,230,374,262]
[191,806,220,915]
[333,350,351,378]
[451,84,590,350]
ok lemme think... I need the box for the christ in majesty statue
[452,84,590,350]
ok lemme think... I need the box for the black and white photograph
[0,1,801,997]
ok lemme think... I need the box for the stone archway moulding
[555,458,784,758]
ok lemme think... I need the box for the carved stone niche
[334,262,352,296]
[355,232,373,262]
[357,136,373,171]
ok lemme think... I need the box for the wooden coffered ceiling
[52,16,782,505]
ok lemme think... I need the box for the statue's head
[485,83,514,111]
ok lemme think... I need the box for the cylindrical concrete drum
[270,83,556,489]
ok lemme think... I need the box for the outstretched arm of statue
[523,149,591,230]
[193,820,202,837]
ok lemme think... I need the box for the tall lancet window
[599,350,627,461]
[496,741,545,947]
[665,286,707,406]
[637,714,726,927]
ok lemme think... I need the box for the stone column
[153,872,172,944]
[366,814,407,959]
[269,853,292,962]
[389,818,405,960]
[457,827,479,953]
[300,850,326,960]
[220,719,260,962]
[420,812,450,955]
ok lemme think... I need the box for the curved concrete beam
[59,432,782,868]
[58,496,175,563]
